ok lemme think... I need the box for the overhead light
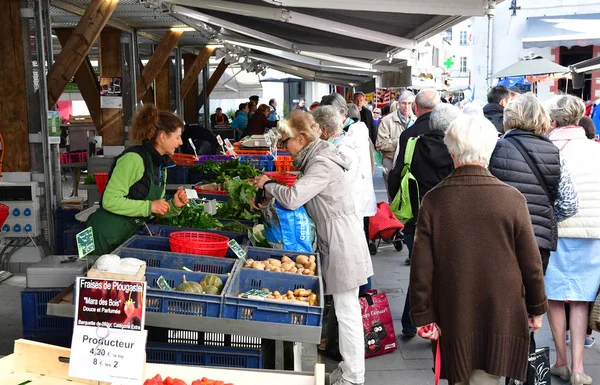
[206,44,224,49]
[170,27,195,32]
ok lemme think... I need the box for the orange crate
[171,153,196,166]
[273,156,298,172]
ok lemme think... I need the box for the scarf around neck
[292,141,317,169]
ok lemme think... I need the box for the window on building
[445,28,452,41]
[460,31,468,45]
[460,56,467,73]
[432,47,440,67]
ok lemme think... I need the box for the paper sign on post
[76,227,95,258]
[69,277,147,385]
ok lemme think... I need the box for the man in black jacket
[393,103,461,337]
[353,92,377,144]
[483,86,510,134]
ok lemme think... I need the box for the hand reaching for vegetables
[151,200,171,216]
[253,175,271,189]
[250,197,270,210]
[173,188,189,208]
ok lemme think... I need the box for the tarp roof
[493,56,569,78]
[522,13,600,49]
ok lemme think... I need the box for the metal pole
[131,29,139,114]
[202,63,210,128]
[35,0,56,251]
[486,0,496,89]
[175,47,184,118]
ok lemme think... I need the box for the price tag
[157,276,173,290]
[203,199,217,215]
[216,135,224,146]
[228,239,247,262]
[76,227,95,258]
[185,188,199,200]
[69,278,147,385]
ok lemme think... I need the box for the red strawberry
[144,374,162,385]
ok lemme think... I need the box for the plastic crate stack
[21,288,73,347]
[59,151,88,165]
[63,222,87,255]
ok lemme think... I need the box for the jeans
[401,231,416,334]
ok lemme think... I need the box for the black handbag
[506,333,551,385]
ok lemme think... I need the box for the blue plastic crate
[116,244,238,274]
[55,209,81,254]
[196,155,234,163]
[243,247,321,276]
[118,232,247,259]
[63,222,87,256]
[166,166,190,184]
[146,343,263,369]
[239,156,274,172]
[145,267,230,317]
[23,330,73,348]
[21,289,74,331]
[222,268,324,326]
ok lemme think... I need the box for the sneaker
[585,336,595,349]
[329,366,343,384]
[405,257,411,266]
[331,377,363,385]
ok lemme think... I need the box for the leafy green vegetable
[161,204,223,230]
[191,159,260,184]
[190,159,222,176]
[83,174,96,185]
[249,224,270,248]
[216,179,261,221]
[220,221,250,233]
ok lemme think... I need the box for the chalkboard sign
[76,227,95,258]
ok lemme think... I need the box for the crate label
[242,288,271,298]
[69,277,147,385]
[76,227,95,258]
[228,239,247,261]
[156,276,172,291]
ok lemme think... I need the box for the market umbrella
[493,55,569,78]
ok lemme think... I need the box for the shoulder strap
[402,137,418,176]
[506,137,552,202]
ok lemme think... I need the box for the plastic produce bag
[263,199,314,252]
[360,290,398,359]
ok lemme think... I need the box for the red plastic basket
[0,203,8,229]
[228,149,271,156]
[171,153,197,166]
[169,231,230,257]
[265,172,298,187]
[94,172,109,195]
[194,186,228,196]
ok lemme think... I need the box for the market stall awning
[522,14,600,49]
[493,56,569,78]
[570,55,600,74]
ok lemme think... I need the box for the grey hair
[320,93,348,118]
[429,103,462,132]
[444,115,499,166]
[462,101,484,117]
[546,94,585,127]
[415,88,440,110]
[312,105,344,134]
[398,91,416,103]
[347,103,361,121]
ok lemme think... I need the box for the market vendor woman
[88,104,189,255]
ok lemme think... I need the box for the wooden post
[98,27,124,146]
[155,58,170,111]
[180,47,215,100]
[55,29,103,130]
[136,31,183,102]
[199,59,229,109]
[183,54,199,124]
[47,0,120,109]
[0,0,30,171]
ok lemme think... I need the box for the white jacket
[549,126,600,239]
[376,111,415,160]
[335,121,377,217]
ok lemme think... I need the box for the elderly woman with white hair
[409,115,547,385]
[543,95,600,385]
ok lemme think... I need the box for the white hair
[444,115,499,166]
[398,91,416,103]
[462,101,484,117]
[312,105,344,134]
[429,103,462,132]
[320,93,349,118]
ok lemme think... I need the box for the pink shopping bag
[360,290,398,358]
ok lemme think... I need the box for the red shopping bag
[360,290,398,358]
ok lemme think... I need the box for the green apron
[88,151,165,255]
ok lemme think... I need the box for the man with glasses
[376,91,416,199]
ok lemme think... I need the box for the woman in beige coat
[253,110,373,385]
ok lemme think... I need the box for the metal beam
[167,0,416,49]
[51,0,131,32]
[260,0,489,17]
[293,44,389,61]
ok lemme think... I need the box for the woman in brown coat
[245,103,277,136]
[409,115,548,385]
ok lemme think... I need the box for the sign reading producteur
[69,277,147,385]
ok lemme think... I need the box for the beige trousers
[455,370,501,385]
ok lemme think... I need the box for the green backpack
[390,137,420,223]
